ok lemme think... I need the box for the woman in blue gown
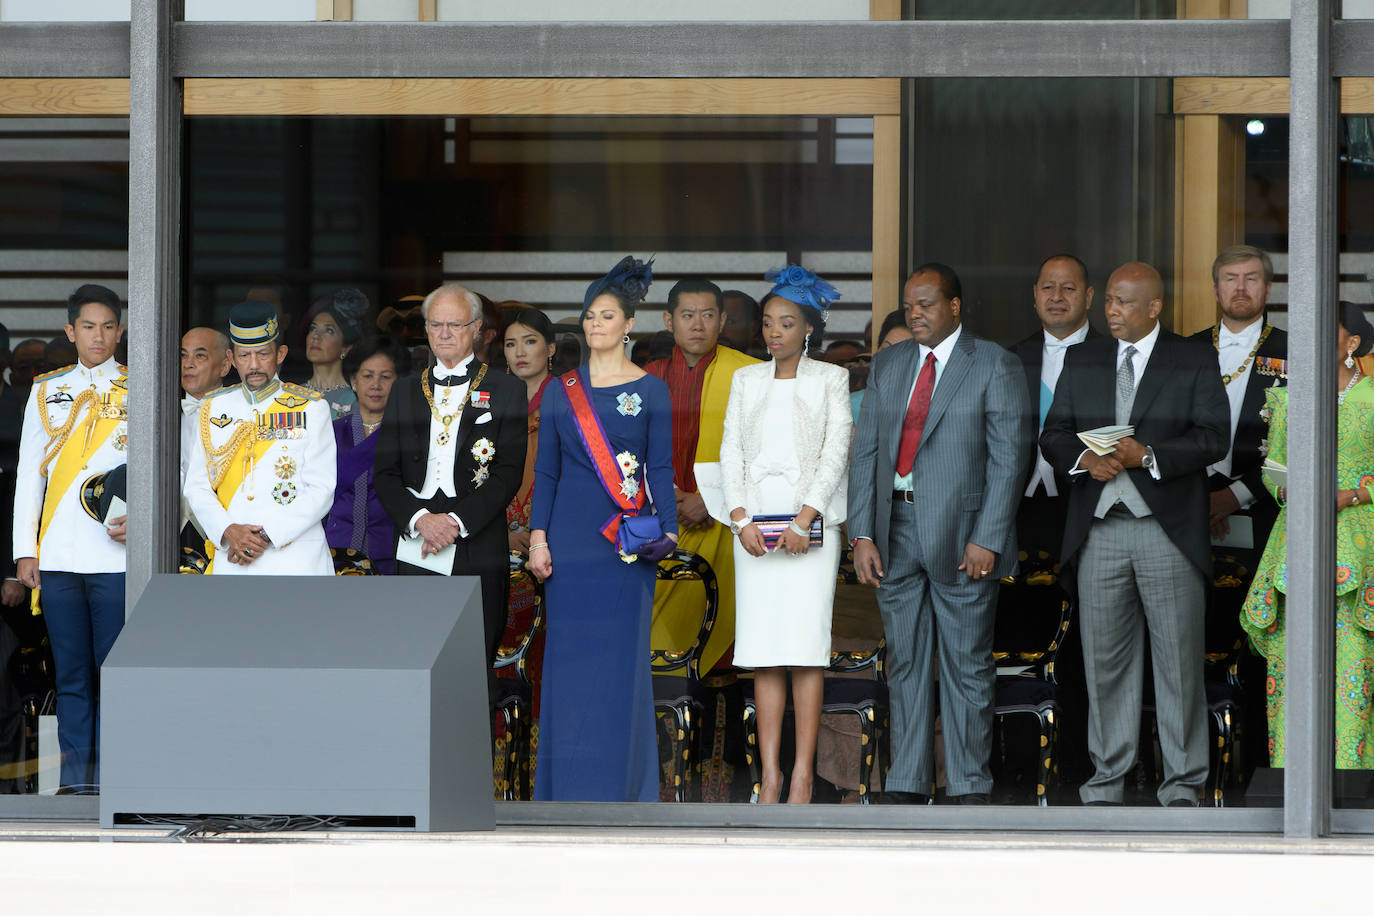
[528,256,678,802]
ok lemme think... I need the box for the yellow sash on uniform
[32,380,126,615]
[37,387,125,550]
[201,397,312,509]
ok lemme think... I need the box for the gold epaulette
[201,384,237,400]
[33,364,74,383]
[279,381,322,401]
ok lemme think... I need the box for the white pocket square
[474,411,493,424]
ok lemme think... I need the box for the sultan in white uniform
[184,377,335,576]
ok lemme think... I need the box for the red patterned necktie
[896,351,938,476]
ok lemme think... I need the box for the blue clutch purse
[616,513,674,564]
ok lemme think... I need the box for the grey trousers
[876,500,997,797]
[1076,509,1208,805]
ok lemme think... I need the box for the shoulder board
[33,364,74,383]
[117,365,127,374]
[280,382,322,401]
[202,385,237,399]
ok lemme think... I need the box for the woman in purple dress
[324,336,412,574]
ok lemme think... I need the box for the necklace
[1340,370,1362,406]
[420,363,487,445]
[1214,322,1272,386]
[362,419,381,436]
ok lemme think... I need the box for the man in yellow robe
[646,278,759,672]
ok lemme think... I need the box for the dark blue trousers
[40,571,125,792]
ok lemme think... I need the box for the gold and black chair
[992,556,1071,806]
[492,551,545,800]
[330,547,379,576]
[651,549,718,803]
[1140,552,1249,806]
[740,641,889,804]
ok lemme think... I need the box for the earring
[1347,349,1357,369]
[623,335,631,344]
[804,332,812,353]
[548,355,553,370]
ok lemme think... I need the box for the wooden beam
[418,0,436,20]
[316,0,352,20]
[869,0,902,20]
[1175,76,1374,114]
[1174,114,1245,335]
[872,114,901,348]
[182,77,900,116]
[0,78,130,115]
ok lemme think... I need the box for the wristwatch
[1141,447,1155,470]
[729,519,745,536]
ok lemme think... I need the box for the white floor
[3,826,1373,913]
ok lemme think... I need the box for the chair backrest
[649,549,718,682]
[331,547,378,576]
[496,551,545,683]
[1204,551,1253,683]
[993,575,1071,684]
[827,638,886,681]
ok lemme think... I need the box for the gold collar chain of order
[421,363,487,445]
[1214,322,1273,387]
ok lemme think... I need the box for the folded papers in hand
[1262,458,1287,488]
[1077,425,1134,456]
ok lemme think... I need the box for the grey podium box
[100,574,494,832]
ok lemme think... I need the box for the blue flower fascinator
[764,264,841,312]
[584,255,655,311]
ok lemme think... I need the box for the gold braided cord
[198,399,256,491]
[37,386,98,479]
[1214,322,1273,387]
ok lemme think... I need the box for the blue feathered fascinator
[583,255,655,310]
[764,264,841,312]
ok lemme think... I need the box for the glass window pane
[436,0,870,21]
[183,0,316,21]
[0,116,129,801]
[0,0,129,21]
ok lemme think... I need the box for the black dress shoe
[952,793,990,805]
[1084,800,1122,806]
[874,790,931,805]
[1166,798,1199,808]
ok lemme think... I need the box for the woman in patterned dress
[1242,301,1374,768]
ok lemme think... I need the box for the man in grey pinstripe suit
[1040,262,1229,806]
[849,264,1032,804]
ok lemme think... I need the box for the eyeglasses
[426,317,481,334]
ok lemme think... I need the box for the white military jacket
[183,377,335,576]
[12,357,129,574]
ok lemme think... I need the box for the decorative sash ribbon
[562,370,645,545]
[39,384,125,550]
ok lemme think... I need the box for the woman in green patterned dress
[1242,301,1374,768]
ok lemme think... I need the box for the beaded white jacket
[718,355,852,526]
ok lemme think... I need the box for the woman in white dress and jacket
[719,265,852,804]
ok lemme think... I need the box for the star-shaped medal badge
[619,476,640,500]
[472,465,490,487]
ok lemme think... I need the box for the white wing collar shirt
[407,354,474,538]
[1207,317,1264,508]
[13,357,128,573]
[1024,322,1092,498]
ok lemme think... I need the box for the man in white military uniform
[178,327,232,554]
[184,301,335,576]
[13,284,129,793]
